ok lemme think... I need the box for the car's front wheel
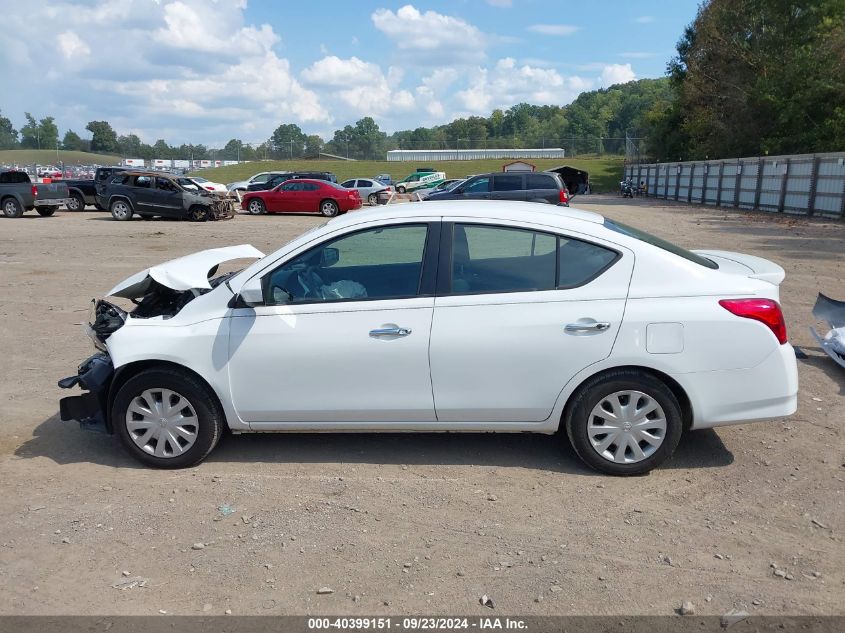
[112,367,225,469]
[565,369,683,476]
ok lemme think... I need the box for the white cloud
[634,16,655,23]
[599,63,636,86]
[57,31,90,60]
[371,4,487,64]
[527,24,581,36]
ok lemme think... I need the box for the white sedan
[58,201,797,474]
[189,176,228,193]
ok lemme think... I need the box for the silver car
[339,178,390,205]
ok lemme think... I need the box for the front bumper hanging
[58,352,114,433]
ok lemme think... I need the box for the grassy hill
[0,149,121,166]
[194,156,624,192]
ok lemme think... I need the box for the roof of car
[328,200,604,228]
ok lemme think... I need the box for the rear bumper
[682,343,799,429]
[58,352,114,433]
[34,198,72,207]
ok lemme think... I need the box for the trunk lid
[34,181,70,201]
[693,250,786,286]
[107,244,265,298]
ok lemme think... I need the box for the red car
[241,179,362,217]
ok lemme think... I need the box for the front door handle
[565,321,611,334]
[369,326,412,338]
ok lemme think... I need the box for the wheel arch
[559,364,693,433]
[108,194,134,210]
[108,359,227,432]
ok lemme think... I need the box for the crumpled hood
[107,244,265,298]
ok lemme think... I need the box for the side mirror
[236,276,264,307]
[320,247,339,268]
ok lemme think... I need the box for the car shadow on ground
[15,413,733,474]
[799,349,845,395]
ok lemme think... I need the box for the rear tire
[320,199,339,217]
[36,207,57,217]
[2,197,23,218]
[66,193,85,211]
[367,193,378,205]
[112,367,225,469]
[110,199,133,221]
[564,369,684,476]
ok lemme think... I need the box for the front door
[227,222,439,425]
[429,221,633,422]
[149,176,185,217]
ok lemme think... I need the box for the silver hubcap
[4,201,16,214]
[69,198,79,210]
[321,202,336,215]
[113,202,128,219]
[248,200,262,214]
[587,390,667,464]
[125,388,199,458]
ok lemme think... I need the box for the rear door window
[493,175,523,191]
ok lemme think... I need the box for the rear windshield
[604,219,718,269]
[0,171,30,184]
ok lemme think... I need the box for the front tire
[396,186,406,194]
[2,197,23,218]
[246,198,265,215]
[112,368,225,469]
[188,205,209,222]
[320,199,339,217]
[110,199,133,221]
[565,369,683,476]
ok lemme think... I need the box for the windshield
[604,219,718,269]
[192,177,208,183]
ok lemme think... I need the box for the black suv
[101,171,237,221]
[246,171,337,192]
[425,171,570,206]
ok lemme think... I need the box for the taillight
[205,186,214,191]
[32,185,38,197]
[559,189,569,204]
[719,298,787,344]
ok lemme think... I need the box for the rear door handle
[565,321,611,334]
[369,326,412,338]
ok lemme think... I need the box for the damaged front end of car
[58,244,265,433]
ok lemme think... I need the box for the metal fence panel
[625,152,845,219]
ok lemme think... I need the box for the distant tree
[20,113,41,149]
[117,134,142,157]
[86,120,119,153]
[0,110,18,149]
[38,117,59,150]
[62,130,86,151]
[222,138,244,161]
[304,134,323,158]
[152,139,172,159]
[270,123,307,158]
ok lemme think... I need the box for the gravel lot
[0,196,842,616]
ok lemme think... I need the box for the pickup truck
[63,166,127,211]
[0,171,71,218]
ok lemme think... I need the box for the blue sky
[1,0,700,147]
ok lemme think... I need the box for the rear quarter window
[527,174,556,189]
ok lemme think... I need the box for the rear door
[131,175,158,212]
[526,172,561,204]
[429,220,633,422]
[491,174,526,201]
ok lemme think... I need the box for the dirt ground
[0,196,842,617]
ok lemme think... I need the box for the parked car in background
[1,170,71,218]
[374,173,393,186]
[189,176,228,193]
[100,171,237,221]
[425,171,570,206]
[395,170,446,194]
[59,200,797,473]
[229,171,338,193]
[340,177,390,205]
[414,178,464,200]
[241,179,361,217]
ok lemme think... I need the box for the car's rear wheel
[2,197,23,218]
[110,199,133,221]
[66,193,85,211]
[320,199,339,217]
[36,206,57,217]
[112,368,225,469]
[565,369,683,476]
[247,198,265,215]
[367,193,378,205]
